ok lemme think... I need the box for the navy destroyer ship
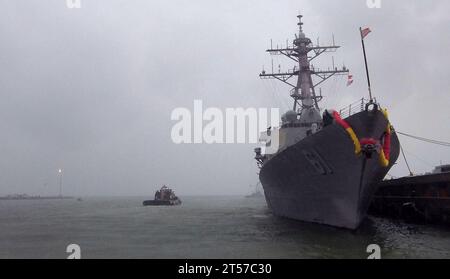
[254,15,400,229]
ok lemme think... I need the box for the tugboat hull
[143,200,181,206]
[259,110,400,229]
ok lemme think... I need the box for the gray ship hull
[259,109,400,229]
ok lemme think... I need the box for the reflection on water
[0,196,449,259]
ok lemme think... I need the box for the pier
[370,172,450,224]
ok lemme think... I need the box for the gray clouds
[0,0,449,196]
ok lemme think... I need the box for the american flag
[347,74,354,86]
[361,27,371,39]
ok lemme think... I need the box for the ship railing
[338,98,372,119]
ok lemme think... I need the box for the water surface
[1,196,449,259]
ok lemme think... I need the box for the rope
[397,131,450,147]
[400,143,414,176]
[403,148,434,168]
[396,130,450,176]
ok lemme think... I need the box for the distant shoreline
[0,196,74,201]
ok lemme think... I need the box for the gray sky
[0,0,449,196]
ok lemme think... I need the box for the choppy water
[0,196,449,259]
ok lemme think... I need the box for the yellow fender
[378,109,391,167]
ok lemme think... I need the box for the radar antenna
[260,15,349,113]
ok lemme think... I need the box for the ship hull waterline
[259,109,400,230]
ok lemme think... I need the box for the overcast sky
[0,0,449,196]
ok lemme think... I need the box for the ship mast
[260,15,349,118]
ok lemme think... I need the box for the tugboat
[254,15,400,229]
[143,186,182,206]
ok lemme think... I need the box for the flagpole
[360,27,373,101]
